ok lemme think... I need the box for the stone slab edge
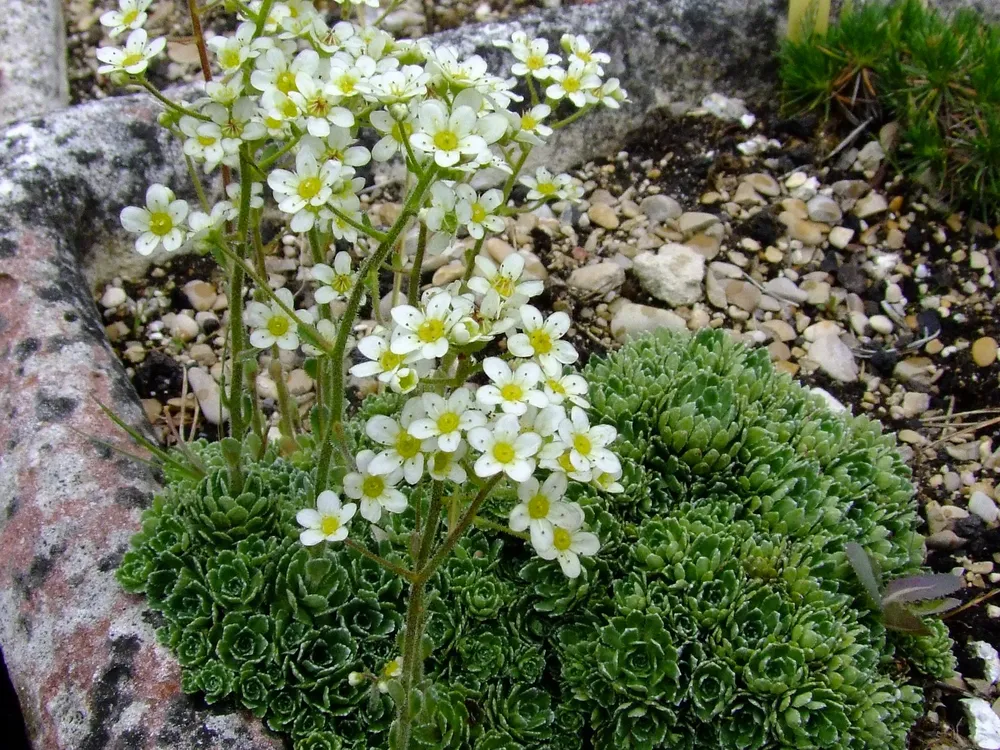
[0,0,70,126]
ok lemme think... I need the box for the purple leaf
[882,602,932,635]
[882,574,963,605]
[845,542,882,604]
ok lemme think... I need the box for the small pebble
[972,337,998,367]
[101,286,127,309]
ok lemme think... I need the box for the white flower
[514,104,553,145]
[542,366,588,412]
[546,61,602,108]
[519,167,577,203]
[509,473,583,552]
[245,287,314,350]
[218,97,268,143]
[302,318,338,357]
[179,110,240,173]
[207,22,260,71]
[289,71,355,137]
[508,32,561,81]
[312,251,357,303]
[296,490,357,545]
[267,148,338,232]
[350,334,422,393]
[344,449,408,523]
[97,28,166,76]
[370,108,418,162]
[100,0,151,37]
[424,181,459,238]
[547,406,620,476]
[377,658,402,694]
[313,128,371,168]
[507,306,578,369]
[535,512,599,578]
[468,414,541,482]
[468,254,543,308]
[226,179,264,210]
[428,443,469,483]
[252,46,316,97]
[560,34,611,74]
[409,390,486,452]
[207,73,246,106]
[360,66,429,104]
[477,357,547,416]
[593,468,624,494]
[598,78,628,109]
[390,293,461,360]
[120,183,189,255]
[328,54,377,99]
[365,399,433,484]
[455,185,505,240]
[425,47,490,91]
[409,101,489,169]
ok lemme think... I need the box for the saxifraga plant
[120,329,956,749]
[780,0,1000,219]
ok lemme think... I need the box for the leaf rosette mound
[120,329,953,748]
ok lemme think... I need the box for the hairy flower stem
[407,222,427,306]
[393,480,443,749]
[418,475,503,583]
[315,166,439,494]
[268,354,298,450]
[224,152,255,491]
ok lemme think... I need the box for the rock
[832,179,870,199]
[0,0,68,126]
[901,391,930,418]
[588,203,620,230]
[898,429,925,445]
[926,530,967,551]
[701,92,749,121]
[678,211,720,235]
[183,280,218,311]
[167,312,200,342]
[808,334,859,382]
[100,285,127,308]
[705,268,728,309]
[725,280,761,311]
[962,697,1000,750]
[763,319,797,342]
[520,250,548,280]
[804,320,842,341]
[187,366,226,425]
[639,194,682,223]
[768,341,791,360]
[812,387,847,413]
[610,300,687,341]
[785,172,807,189]
[287,368,314,396]
[869,315,894,334]
[894,357,936,388]
[567,262,626,293]
[433,260,466,286]
[806,195,842,224]
[486,237,515,262]
[760,278,805,306]
[828,226,855,249]
[973,337,998,367]
[763,247,783,263]
[854,192,888,218]
[801,279,831,306]
[783,216,827,246]
[188,343,217,367]
[836,261,867,294]
[733,181,763,205]
[632,244,705,306]
[969,490,1000,524]
[971,250,990,270]
[745,172,780,197]
[856,140,885,172]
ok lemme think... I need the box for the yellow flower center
[521,114,537,130]
[265,114,283,130]
[383,659,401,678]
[396,432,422,459]
[547,378,566,395]
[298,176,322,200]
[500,383,524,402]
[148,211,173,236]
[307,96,330,117]
[197,134,217,147]
[537,182,557,196]
[526,53,545,71]
[573,434,592,456]
[122,8,139,25]
[220,48,242,69]
[417,318,445,343]
[433,130,459,152]
[337,76,357,94]
[280,99,299,118]
[562,76,581,93]
[391,121,413,143]
[437,412,460,434]
[362,474,385,498]
[379,350,404,370]
[528,329,553,354]
[492,275,515,298]
[267,315,291,337]
[471,203,488,224]
[321,515,340,535]
[121,52,145,68]
[276,70,297,94]
[527,494,550,520]
[493,441,516,463]
[553,527,572,551]
[557,452,575,473]
[432,452,451,472]
[331,274,353,294]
